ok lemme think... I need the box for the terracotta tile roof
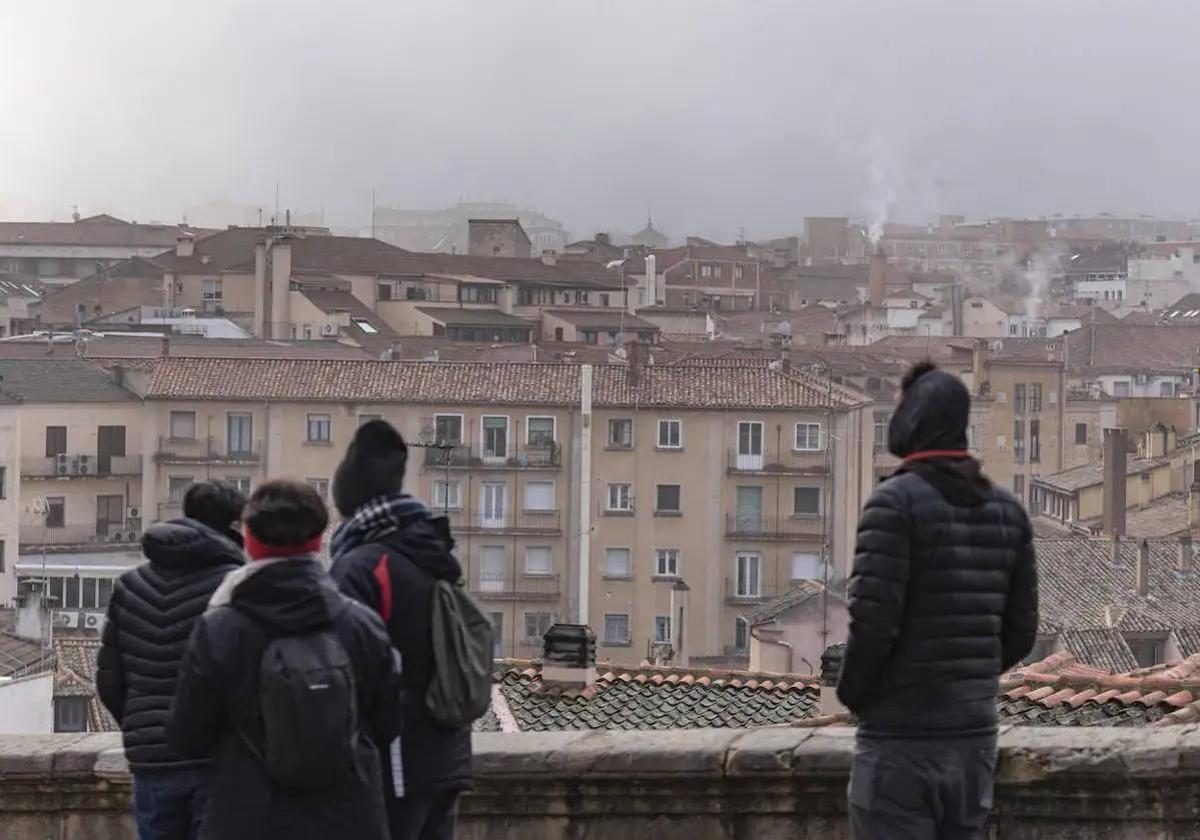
[0,632,53,676]
[0,359,136,403]
[1059,629,1138,672]
[142,358,867,410]
[53,638,118,732]
[543,309,660,331]
[492,661,819,731]
[743,581,835,626]
[1034,456,1167,493]
[1065,323,1200,374]
[414,306,534,327]
[299,288,397,338]
[0,218,213,248]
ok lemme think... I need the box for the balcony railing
[157,501,182,520]
[422,442,561,470]
[154,437,261,464]
[469,573,561,601]
[19,523,141,550]
[493,640,547,660]
[725,448,828,475]
[724,514,825,540]
[723,576,781,604]
[21,454,143,479]
[446,509,562,535]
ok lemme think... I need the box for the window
[654,548,679,578]
[64,575,79,609]
[358,414,382,427]
[434,414,463,444]
[1113,381,1131,397]
[866,376,882,393]
[793,487,821,516]
[737,421,763,459]
[604,547,631,579]
[603,613,631,645]
[734,617,749,653]
[306,478,329,501]
[459,284,498,304]
[606,483,631,512]
[351,317,378,334]
[488,611,504,658]
[794,423,822,451]
[97,576,112,608]
[1161,381,1176,397]
[1014,383,1026,414]
[168,476,193,501]
[654,615,672,644]
[700,264,713,279]
[523,612,553,642]
[1029,383,1043,413]
[874,413,890,450]
[608,418,633,448]
[0,540,4,573]
[169,412,196,440]
[525,546,553,576]
[303,325,313,340]
[225,476,251,495]
[524,481,555,511]
[45,425,67,456]
[45,496,65,528]
[657,419,682,449]
[482,416,509,460]
[306,414,331,443]
[432,480,461,510]
[202,277,222,310]
[1013,474,1025,500]
[735,552,762,597]
[1126,636,1164,668]
[599,293,610,307]
[655,484,681,514]
[54,697,88,733]
[1030,419,1041,463]
[227,413,253,456]
[791,552,824,581]
[1013,419,1025,463]
[527,416,555,445]
[1075,423,1088,445]
[0,466,5,499]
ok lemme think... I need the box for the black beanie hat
[332,419,408,518]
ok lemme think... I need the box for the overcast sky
[3,0,1199,241]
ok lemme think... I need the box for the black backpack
[426,579,494,728]
[241,629,364,790]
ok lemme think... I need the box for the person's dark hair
[243,479,328,546]
[183,480,247,533]
[901,360,938,392]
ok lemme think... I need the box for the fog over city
[3,0,1200,239]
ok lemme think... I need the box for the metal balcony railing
[724,514,825,540]
[492,640,547,661]
[446,509,562,534]
[469,573,561,601]
[723,576,781,604]
[422,442,561,470]
[158,501,183,520]
[19,523,141,550]
[22,453,143,478]
[725,448,828,475]
[154,436,261,464]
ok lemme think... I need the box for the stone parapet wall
[4,727,1200,838]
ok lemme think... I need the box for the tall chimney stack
[1178,535,1193,576]
[1136,539,1151,597]
[1102,428,1128,537]
[175,233,194,258]
[818,644,847,717]
[868,246,887,308]
[541,624,597,690]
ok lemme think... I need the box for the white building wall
[0,673,53,734]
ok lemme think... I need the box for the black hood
[333,420,408,518]
[888,369,971,458]
[381,516,462,582]
[230,557,345,633]
[897,456,992,507]
[141,518,245,572]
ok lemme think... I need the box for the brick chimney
[1136,539,1151,597]
[1110,534,1121,565]
[1102,428,1128,537]
[175,233,195,258]
[972,339,989,395]
[868,246,887,308]
[1178,535,1193,576]
[160,334,170,357]
[818,643,847,717]
[541,624,597,690]
[626,341,645,387]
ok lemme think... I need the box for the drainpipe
[579,364,593,626]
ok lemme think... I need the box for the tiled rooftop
[53,637,117,732]
[143,357,866,409]
[1034,455,1167,493]
[0,359,136,403]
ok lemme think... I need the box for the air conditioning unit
[56,611,80,629]
[127,529,140,542]
[1134,373,1150,385]
[78,454,90,466]
[76,459,91,476]
[83,613,104,631]
[56,454,70,476]
[126,506,141,520]
[321,322,337,336]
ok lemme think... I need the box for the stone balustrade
[4,726,1200,838]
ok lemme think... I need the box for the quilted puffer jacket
[837,366,1039,737]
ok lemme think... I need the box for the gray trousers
[849,734,998,840]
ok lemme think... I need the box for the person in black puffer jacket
[97,480,246,840]
[837,362,1038,840]
[329,420,472,840]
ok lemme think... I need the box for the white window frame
[791,552,824,582]
[525,415,557,445]
[305,477,330,502]
[606,482,632,512]
[433,413,465,445]
[608,417,633,448]
[524,546,553,576]
[735,551,762,598]
[657,419,682,449]
[654,548,679,578]
[603,613,631,645]
[306,413,331,443]
[481,414,511,460]
[169,410,197,440]
[524,480,556,512]
[358,413,382,427]
[737,420,764,456]
[224,476,252,495]
[523,611,554,642]
[604,547,632,579]
[654,615,672,644]
[432,480,461,510]
[794,422,822,452]
[226,412,254,454]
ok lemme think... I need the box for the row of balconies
[18,522,141,552]
[422,442,561,470]
[21,454,143,479]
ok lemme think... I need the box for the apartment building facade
[136,356,873,666]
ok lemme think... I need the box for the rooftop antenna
[274,181,280,227]
[371,188,377,239]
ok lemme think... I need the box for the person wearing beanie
[329,420,472,840]
[167,480,402,840]
[97,480,246,840]
[838,362,1038,839]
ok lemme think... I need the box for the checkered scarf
[330,493,432,560]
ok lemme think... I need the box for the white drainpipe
[579,364,593,625]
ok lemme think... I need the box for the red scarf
[244,530,322,561]
[902,449,972,464]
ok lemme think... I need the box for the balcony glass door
[227,414,253,458]
[736,421,764,470]
[735,552,762,598]
[480,546,506,593]
[482,417,508,464]
[96,495,124,538]
[97,426,125,475]
[481,482,507,529]
[735,485,763,533]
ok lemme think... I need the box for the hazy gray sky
[3,0,1200,241]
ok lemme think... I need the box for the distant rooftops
[0,215,214,248]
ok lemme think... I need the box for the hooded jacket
[167,556,402,840]
[96,518,244,771]
[837,368,1039,737]
[331,515,473,795]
